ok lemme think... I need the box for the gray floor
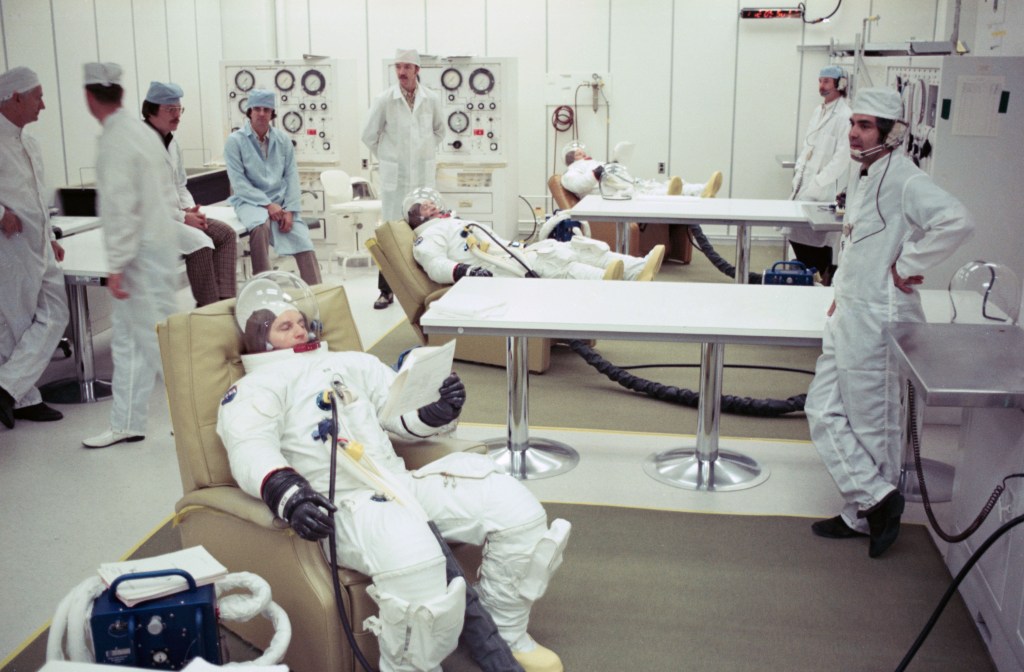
[0,257,962,666]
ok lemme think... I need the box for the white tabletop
[59,227,109,279]
[52,216,101,237]
[422,277,836,346]
[568,194,814,227]
[801,203,844,232]
[200,205,246,235]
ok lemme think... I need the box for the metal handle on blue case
[109,569,198,595]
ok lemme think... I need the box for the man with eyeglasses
[143,81,237,306]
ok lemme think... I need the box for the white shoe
[512,635,563,672]
[83,429,145,449]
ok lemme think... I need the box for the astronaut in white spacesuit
[217,272,570,672]
[407,189,665,283]
[561,142,722,199]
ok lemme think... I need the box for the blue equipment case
[90,569,221,669]
[762,260,816,286]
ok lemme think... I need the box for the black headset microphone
[850,120,907,161]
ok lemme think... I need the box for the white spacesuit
[561,144,718,199]
[218,273,569,672]
[413,215,664,283]
[804,88,973,558]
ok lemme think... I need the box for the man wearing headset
[805,88,973,558]
[782,65,853,285]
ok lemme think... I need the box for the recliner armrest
[176,486,284,531]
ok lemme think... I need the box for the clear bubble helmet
[402,187,447,221]
[599,162,636,200]
[235,271,322,352]
[948,260,1021,325]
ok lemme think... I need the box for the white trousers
[0,259,68,407]
[528,237,645,280]
[805,317,901,533]
[108,247,176,434]
[331,453,548,671]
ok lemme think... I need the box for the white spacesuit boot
[478,517,572,672]
[364,558,467,672]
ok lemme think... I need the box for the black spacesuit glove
[593,164,605,180]
[453,263,493,281]
[417,372,466,427]
[261,468,337,541]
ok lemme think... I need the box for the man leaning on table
[0,66,69,429]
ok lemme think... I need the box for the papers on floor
[428,291,507,318]
[381,339,456,419]
[97,545,228,607]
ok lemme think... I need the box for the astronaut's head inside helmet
[403,187,447,227]
[236,271,321,353]
[562,142,589,166]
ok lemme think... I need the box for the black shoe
[811,515,868,539]
[860,491,905,558]
[13,402,64,422]
[373,291,394,310]
[0,386,14,429]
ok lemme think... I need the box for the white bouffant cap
[83,62,123,87]
[851,87,903,120]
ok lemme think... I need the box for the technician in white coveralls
[217,272,570,672]
[0,66,69,428]
[805,88,973,558]
[407,189,665,283]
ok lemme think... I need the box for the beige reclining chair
[157,283,484,672]
[548,173,692,264]
[367,220,553,373]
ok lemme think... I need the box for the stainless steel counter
[888,322,1024,408]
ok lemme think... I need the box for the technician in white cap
[0,66,69,429]
[782,64,853,284]
[142,81,237,306]
[805,87,973,557]
[361,48,445,310]
[81,62,179,448]
[224,89,321,286]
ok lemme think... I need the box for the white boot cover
[478,517,572,645]
[365,564,467,672]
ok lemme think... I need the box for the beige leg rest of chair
[158,284,483,672]
[367,220,553,374]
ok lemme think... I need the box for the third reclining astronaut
[217,271,570,672]
[406,188,666,283]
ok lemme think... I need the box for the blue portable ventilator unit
[762,260,816,286]
[90,569,221,669]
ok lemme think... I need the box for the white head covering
[395,48,420,66]
[851,87,903,120]
[0,66,41,102]
[144,81,183,105]
[83,62,123,87]
[246,89,275,110]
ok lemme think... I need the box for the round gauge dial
[282,111,303,133]
[275,69,295,91]
[441,68,462,91]
[448,111,469,134]
[237,97,248,113]
[469,68,495,95]
[234,69,255,92]
[301,69,326,96]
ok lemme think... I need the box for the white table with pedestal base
[568,195,827,284]
[421,277,835,489]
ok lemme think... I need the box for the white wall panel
[366,0,425,98]
[609,0,672,182]
[164,0,209,168]
[548,0,609,73]
[278,0,310,58]
[426,0,485,58]
[53,0,100,193]
[219,0,275,60]
[95,0,140,127]
[194,0,225,164]
[869,0,942,42]
[672,0,736,197]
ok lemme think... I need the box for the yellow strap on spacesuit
[336,441,429,521]
[466,236,533,278]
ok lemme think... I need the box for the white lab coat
[412,216,647,283]
[95,108,178,434]
[159,130,212,255]
[804,152,973,532]
[361,84,445,221]
[217,343,552,667]
[786,96,853,248]
[0,113,69,406]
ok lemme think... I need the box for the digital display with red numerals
[739,8,803,19]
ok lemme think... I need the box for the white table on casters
[568,195,825,283]
[41,228,112,404]
[421,277,834,490]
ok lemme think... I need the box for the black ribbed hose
[688,224,764,284]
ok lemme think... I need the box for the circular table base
[644,447,770,492]
[900,457,955,503]
[40,377,112,404]
[485,438,580,480]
